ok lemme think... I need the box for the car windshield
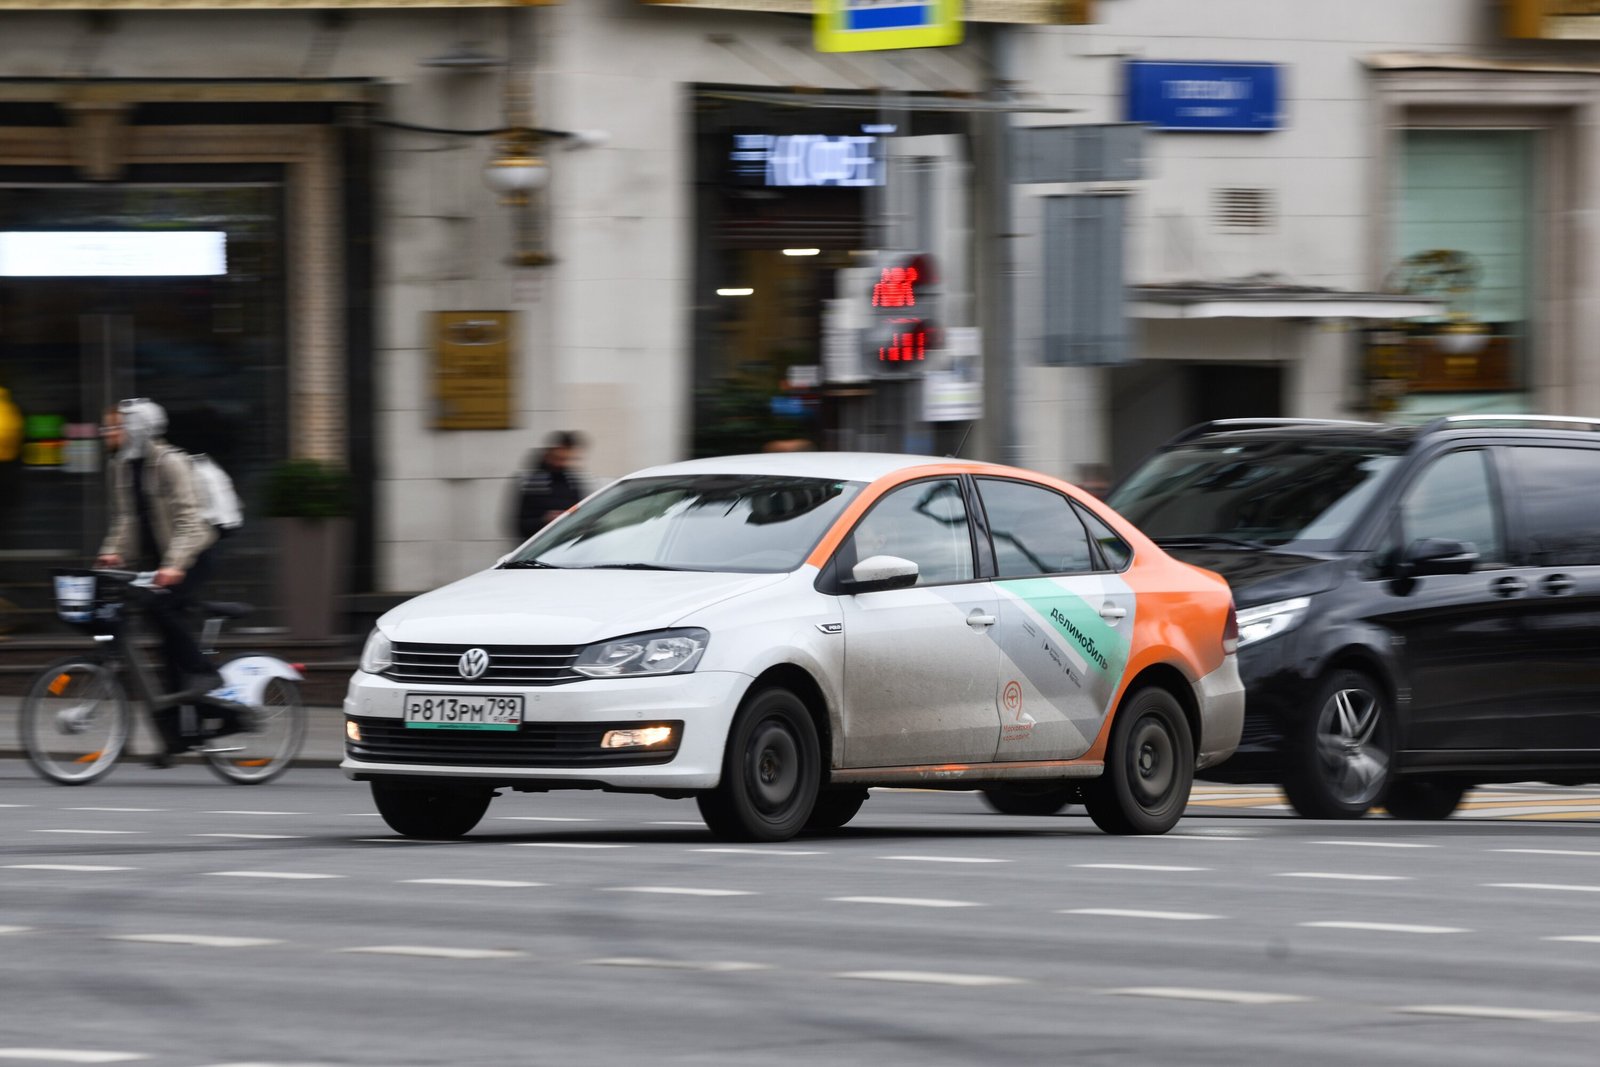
[504,474,864,573]
[1108,440,1404,549]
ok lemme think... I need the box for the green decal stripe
[994,577,1129,674]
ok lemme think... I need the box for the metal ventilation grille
[1214,187,1275,232]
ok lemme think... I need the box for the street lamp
[484,127,550,208]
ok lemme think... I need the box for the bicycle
[18,568,307,785]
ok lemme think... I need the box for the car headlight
[359,629,393,674]
[574,628,708,678]
[1235,596,1311,649]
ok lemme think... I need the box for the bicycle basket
[50,568,123,632]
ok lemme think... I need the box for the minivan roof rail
[1169,418,1387,444]
[1421,414,1600,435]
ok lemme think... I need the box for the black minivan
[1109,415,1600,820]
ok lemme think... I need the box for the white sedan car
[344,453,1243,841]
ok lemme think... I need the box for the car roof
[624,452,1005,484]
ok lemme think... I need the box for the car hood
[378,568,792,646]
[1159,546,1345,608]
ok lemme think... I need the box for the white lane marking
[64,807,165,813]
[510,843,631,850]
[1299,921,1469,934]
[0,926,33,935]
[496,816,597,822]
[0,1052,148,1064]
[0,803,32,808]
[108,934,282,948]
[1312,840,1437,849]
[3,864,135,872]
[836,971,1025,988]
[1106,987,1312,1005]
[1155,834,1255,842]
[1276,872,1410,882]
[830,896,979,909]
[339,945,524,960]
[1492,849,1600,858]
[692,848,826,856]
[1074,863,1209,872]
[651,821,709,827]
[587,958,771,972]
[605,886,756,897]
[205,810,306,816]
[201,1063,341,1067]
[206,871,343,880]
[1063,909,1221,922]
[404,879,547,888]
[343,813,385,817]
[31,829,144,835]
[192,834,303,840]
[1543,935,1600,944]
[1396,1005,1600,1023]
[352,839,436,845]
[1485,882,1600,894]
[882,855,1008,865]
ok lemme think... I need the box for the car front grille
[346,717,683,768]
[384,642,582,686]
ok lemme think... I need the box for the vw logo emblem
[458,648,490,680]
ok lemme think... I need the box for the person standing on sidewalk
[514,430,586,541]
[96,398,223,764]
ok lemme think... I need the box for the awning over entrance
[1131,282,1445,321]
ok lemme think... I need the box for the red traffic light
[871,253,937,310]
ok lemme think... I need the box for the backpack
[185,452,244,535]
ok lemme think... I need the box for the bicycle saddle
[201,600,253,619]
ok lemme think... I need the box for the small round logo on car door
[458,648,490,680]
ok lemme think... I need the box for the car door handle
[1099,603,1128,621]
[967,610,997,630]
[1543,574,1577,597]
[1491,576,1527,598]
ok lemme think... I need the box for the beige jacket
[100,440,218,573]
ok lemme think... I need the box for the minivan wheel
[1083,687,1193,835]
[371,781,493,839]
[1282,668,1393,820]
[698,687,821,842]
[981,783,1078,816]
[1383,778,1467,821]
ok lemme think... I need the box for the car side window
[843,478,974,586]
[1508,446,1600,566]
[1399,450,1503,563]
[977,478,1095,578]
[1074,502,1133,571]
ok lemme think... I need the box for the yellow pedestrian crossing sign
[815,0,963,53]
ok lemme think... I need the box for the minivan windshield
[503,474,864,573]
[1108,440,1403,550]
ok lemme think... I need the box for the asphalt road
[4,763,1600,1067]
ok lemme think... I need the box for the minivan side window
[977,478,1095,578]
[1508,446,1600,566]
[1399,450,1503,563]
[843,478,974,586]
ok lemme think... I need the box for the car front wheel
[1282,668,1394,819]
[698,687,821,842]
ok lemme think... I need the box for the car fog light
[601,725,675,749]
[345,720,362,742]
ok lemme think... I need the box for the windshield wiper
[576,562,686,571]
[499,559,564,569]
[1155,535,1270,551]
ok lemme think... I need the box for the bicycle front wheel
[20,657,131,785]
[205,665,307,785]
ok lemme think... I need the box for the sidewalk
[0,695,348,767]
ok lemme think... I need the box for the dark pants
[144,549,218,750]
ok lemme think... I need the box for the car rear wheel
[371,781,494,839]
[980,783,1078,816]
[1383,778,1467,820]
[698,687,821,842]
[1083,687,1193,835]
[804,787,869,833]
[1283,668,1394,819]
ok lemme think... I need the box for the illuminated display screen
[0,231,228,277]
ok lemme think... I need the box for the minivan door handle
[1542,574,1577,597]
[1491,576,1528,598]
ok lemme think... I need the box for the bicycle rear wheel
[204,670,306,785]
[20,657,131,785]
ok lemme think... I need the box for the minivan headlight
[1235,597,1311,648]
[574,628,708,678]
[359,629,393,674]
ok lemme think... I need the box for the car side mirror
[844,554,920,594]
[1401,538,1479,577]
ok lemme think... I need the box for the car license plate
[403,694,524,730]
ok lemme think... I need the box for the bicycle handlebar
[93,568,161,590]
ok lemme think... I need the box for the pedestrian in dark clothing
[515,430,587,540]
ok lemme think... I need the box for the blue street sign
[1125,61,1283,132]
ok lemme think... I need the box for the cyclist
[95,398,228,765]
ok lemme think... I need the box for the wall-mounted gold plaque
[1506,0,1600,39]
[433,311,515,431]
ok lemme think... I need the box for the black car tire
[1282,667,1395,820]
[371,781,493,839]
[804,787,870,833]
[980,783,1078,816]
[1083,687,1193,835]
[1383,778,1467,821]
[697,687,821,842]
